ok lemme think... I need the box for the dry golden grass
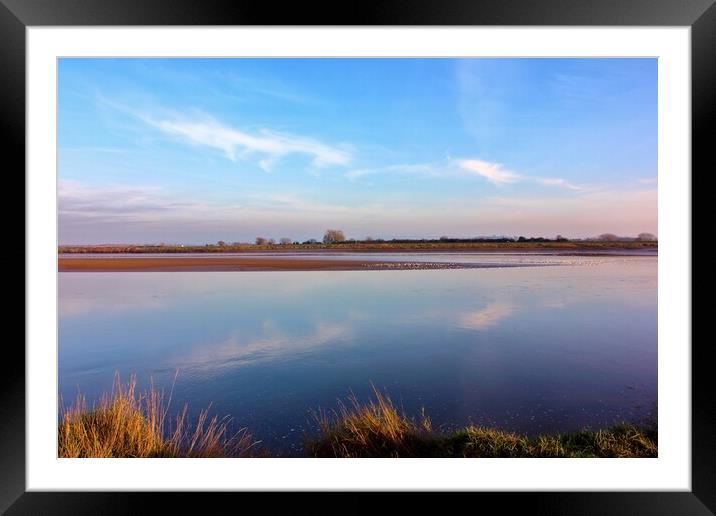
[308,385,436,458]
[58,374,258,458]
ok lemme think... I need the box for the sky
[58,58,657,245]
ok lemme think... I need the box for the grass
[58,374,258,458]
[307,386,436,458]
[59,379,657,458]
[305,385,657,458]
[437,424,658,458]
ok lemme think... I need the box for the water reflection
[58,255,657,455]
[171,321,352,372]
[458,302,515,330]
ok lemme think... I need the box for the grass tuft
[307,384,437,457]
[58,374,259,458]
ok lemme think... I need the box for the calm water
[58,253,657,455]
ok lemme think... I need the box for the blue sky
[58,58,657,244]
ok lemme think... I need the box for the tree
[637,232,657,241]
[255,237,268,245]
[598,233,619,242]
[268,238,276,245]
[280,237,292,245]
[217,240,226,247]
[323,229,346,244]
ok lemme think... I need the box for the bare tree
[255,237,268,245]
[280,237,292,245]
[323,229,346,244]
[217,240,226,247]
[268,238,276,245]
[637,232,657,241]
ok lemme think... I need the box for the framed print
[5,0,710,513]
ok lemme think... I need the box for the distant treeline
[357,236,562,244]
[59,236,657,254]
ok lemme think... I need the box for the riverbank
[59,379,657,458]
[57,256,541,272]
[58,248,656,272]
[59,256,378,272]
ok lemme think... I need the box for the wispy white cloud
[144,116,351,167]
[58,180,169,217]
[346,159,593,194]
[94,95,352,168]
[458,159,593,191]
[58,180,353,222]
[458,159,522,185]
[539,178,588,191]
[258,157,279,173]
[345,163,440,182]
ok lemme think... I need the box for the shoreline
[58,256,556,272]
[58,249,655,272]
[59,257,376,272]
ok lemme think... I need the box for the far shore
[59,242,657,273]
[59,246,656,272]
[59,241,657,255]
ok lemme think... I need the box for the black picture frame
[4,0,708,513]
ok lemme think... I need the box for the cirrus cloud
[539,178,588,191]
[147,116,352,167]
[458,159,522,185]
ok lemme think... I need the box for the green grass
[59,378,657,458]
[437,424,657,458]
